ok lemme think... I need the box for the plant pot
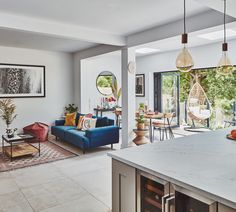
[137,123,145,130]
[7,133,14,138]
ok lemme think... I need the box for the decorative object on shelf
[136,74,145,97]
[0,99,17,138]
[128,61,136,74]
[176,0,194,73]
[64,103,78,114]
[217,0,234,75]
[136,114,145,130]
[96,71,116,96]
[111,79,122,107]
[0,63,45,98]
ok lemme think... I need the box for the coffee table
[2,134,40,161]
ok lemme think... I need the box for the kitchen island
[108,128,236,212]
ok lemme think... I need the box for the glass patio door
[154,72,180,126]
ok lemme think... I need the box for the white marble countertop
[108,128,236,209]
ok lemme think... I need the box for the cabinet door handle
[162,194,170,212]
[166,195,175,212]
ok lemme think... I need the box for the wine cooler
[137,171,217,212]
[137,171,172,212]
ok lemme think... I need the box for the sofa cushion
[51,125,76,139]
[65,112,77,126]
[96,117,108,127]
[64,130,90,149]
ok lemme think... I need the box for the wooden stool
[133,129,149,145]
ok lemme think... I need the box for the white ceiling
[0,0,209,35]
[195,0,236,18]
[135,22,236,57]
[0,28,96,52]
[0,0,234,53]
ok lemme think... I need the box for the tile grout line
[19,188,36,212]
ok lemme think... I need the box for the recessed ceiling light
[198,29,236,40]
[135,48,160,54]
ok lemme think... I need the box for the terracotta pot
[137,123,145,130]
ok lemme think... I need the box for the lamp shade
[176,46,194,72]
[217,51,234,75]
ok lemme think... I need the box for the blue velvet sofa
[51,113,119,153]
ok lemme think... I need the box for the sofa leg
[111,144,113,149]
[55,136,58,141]
[83,150,85,154]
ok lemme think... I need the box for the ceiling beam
[127,10,236,47]
[195,0,236,18]
[0,12,126,46]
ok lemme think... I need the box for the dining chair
[152,113,175,141]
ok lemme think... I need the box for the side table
[133,129,150,146]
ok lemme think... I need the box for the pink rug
[0,141,77,172]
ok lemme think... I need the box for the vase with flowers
[0,99,17,138]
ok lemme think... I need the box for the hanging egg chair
[185,82,212,131]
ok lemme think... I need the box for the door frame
[154,71,180,126]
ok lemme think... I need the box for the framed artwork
[136,74,145,97]
[0,63,45,98]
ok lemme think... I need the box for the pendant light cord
[184,0,186,34]
[224,0,226,43]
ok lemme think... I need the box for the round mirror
[96,71,116,96]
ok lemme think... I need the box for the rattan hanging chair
[186,81,212,130]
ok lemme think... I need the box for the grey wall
[0,46,74,135]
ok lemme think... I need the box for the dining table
[144,113,163,142]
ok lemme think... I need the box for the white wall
[81,52,121,116]
[0,46,73,135]
[136,39,236,109]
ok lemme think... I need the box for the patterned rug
[0,141,78,172]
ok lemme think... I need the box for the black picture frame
[0,63,45,98]
[136,74,145,97]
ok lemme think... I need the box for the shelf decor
[0,63,45,98]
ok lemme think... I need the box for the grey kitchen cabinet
[112,159,136,212]
[218,203,236,212]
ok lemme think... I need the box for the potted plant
[0,99,17,138]
[64,104,78,114]
[137,114,145,130]
[139,103,145,112]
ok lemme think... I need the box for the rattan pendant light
[176,0,194,73]
[217,0,234,75]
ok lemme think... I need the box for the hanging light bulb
[217,0,234,75]
[176,0,194,73]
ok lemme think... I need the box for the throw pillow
[77,115,85,130]
[96,117,108,127]
[82,118,97,131]
[64,112,77,126]
[76,114,94,130]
